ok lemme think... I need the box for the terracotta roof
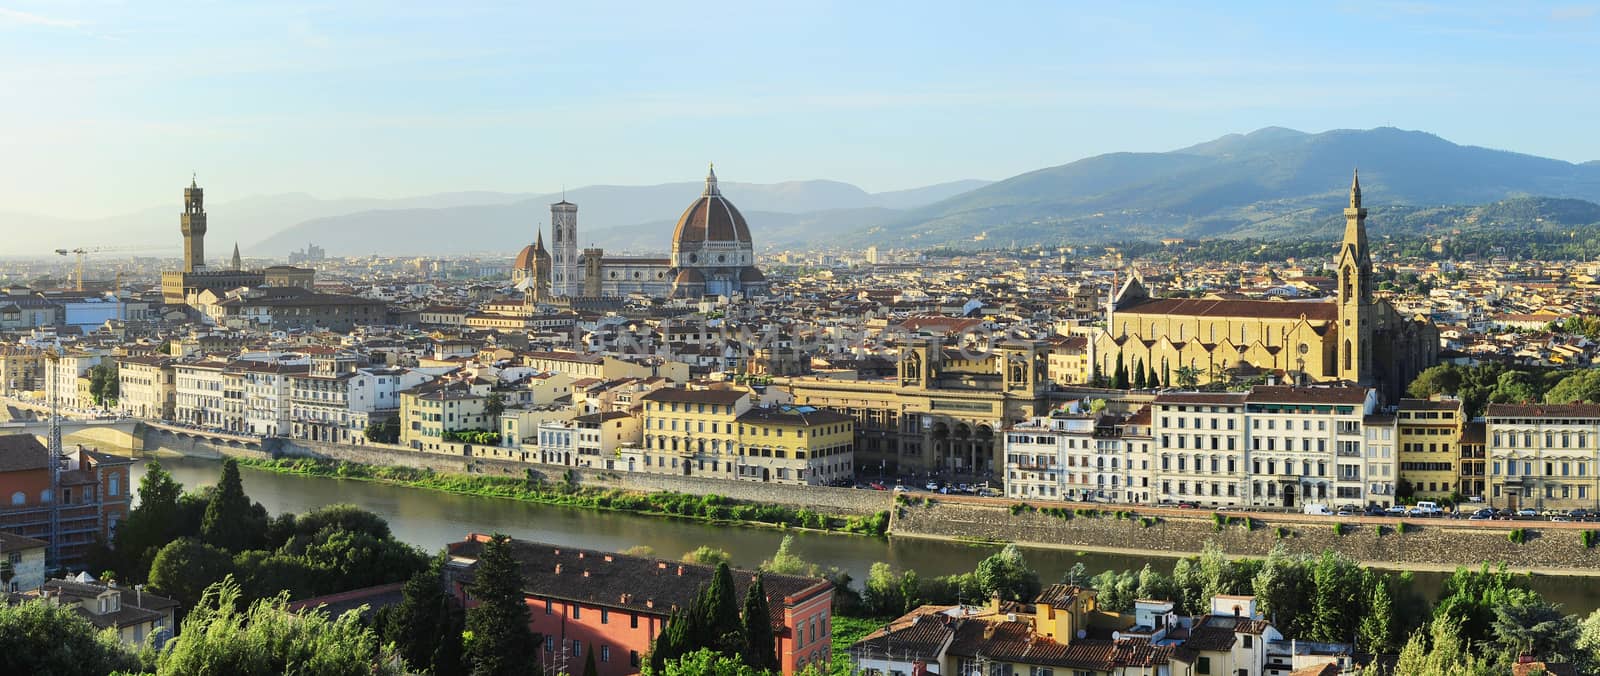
[642,387,749,406]
[1119,297,1337,322]
[1245,386,1368,405]
[1486,403,1600,419]
[1153,392,1248,406]
[0,434,50,472]
[673,193,752,245]
[736,406,853,426]
[447,536,828,629]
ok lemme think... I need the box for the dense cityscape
[7,3,1600,676]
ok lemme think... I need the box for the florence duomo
[511,165,767,302]
[14,3,1600,674]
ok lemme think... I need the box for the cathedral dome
[672,165,752,246]
[512,231,550,270]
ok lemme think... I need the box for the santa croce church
[1089,171,1439,401]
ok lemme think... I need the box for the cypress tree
[200,459,254,552]
[649,608,691,673]
[741,575,779,672]
[1132,358,1147,389]
[1147,362,1160,390]
[1111,353,1128,389]
[464,534,537,676]
[703,563,743,655]
[386,559,448,672]
[582,646,598,676]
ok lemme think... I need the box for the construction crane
[54,248,88,291]
[54,244,177,292]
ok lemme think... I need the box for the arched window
[39,489,52,504]
[9,491,23,506]
[1343,340,1353,371]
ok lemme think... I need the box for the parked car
[924,481,940,491]
[1467,509,1495,521]
[1516,508,1538,518]
[1364,505,1387,517]
[869,481,887,491]
[1384,506,1409,516]
[1411,501,1444,517]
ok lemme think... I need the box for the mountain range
[7,126,1600,258]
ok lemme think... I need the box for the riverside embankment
[137,424,1600,575]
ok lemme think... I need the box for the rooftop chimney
[582,570,590,578]
[676,566,685,576]
[555,564,563,574]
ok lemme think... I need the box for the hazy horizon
[4,1,1598,219]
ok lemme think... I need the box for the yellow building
[1090,173,1438,401]
[116,355,176,420]
[1396,398,1464,500]
[400,382,491,452]
[1486,403,1600,511]
[789,338,1052,482]
[628,387,854,485]
[0,346,45,396]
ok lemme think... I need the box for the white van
[1302,503,1333,516]
[1410,501,1442,516]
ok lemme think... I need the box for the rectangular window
[601,608,608,624]
[601,646,611,663]
[573,640,582,658]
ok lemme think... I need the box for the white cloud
[0,6,82,29]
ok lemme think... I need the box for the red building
[445,534,835,676]
[0,434,133,568]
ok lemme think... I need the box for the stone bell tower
[181,175,207,273]
[1336,169,1374,385]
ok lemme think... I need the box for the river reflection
[133,455,1600,614]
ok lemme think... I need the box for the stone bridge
[0,418,143,451]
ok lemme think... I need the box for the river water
[133,455,1600,615]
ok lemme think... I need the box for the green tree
[1134,563,1175,609]
[1132,358,1148,389]
[463,535,537,676]
[741,575,778,672]
[148,537,236,610]
[1253,545,1312,637]
[649,607,694,673]
[1111,353,1128,390]
[1493,601,1582,665]
[1491,370,1542,405]
[1392,615,1501,676]
[683,545,732,566]
[109,459,184,582]
[1175,365,1201,389]
[863,562,904,617]
[701,563,744,656]
[1357,577,1395,654]
[647,648,764,676]
[582,646,598,676]
[760,536,817,577]
[1088,568,1138,613]
[1546,370,1600,404]
[201,459,265,553]
[897,569,922,615]
[384,556,464,675]
[1307,552,1366,643]
[974,544,1040,602]
[149,577,401,676]
[485,393,506,418]
[0,599,137,676]
[1408,365,1462,399]
[1434,564,1540,649]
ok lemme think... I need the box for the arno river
[135,455,1600,615]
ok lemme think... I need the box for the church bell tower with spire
[1336,169,1374,385]
[181,175,207,273]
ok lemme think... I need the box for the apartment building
[173,360,227,428]
[626,387,854,485]
[116,355,175,420]
[444,535,835,676]
[293,352,424,444]
[1152,392,1249,508]
[1396,399,1465,500]
[1242,387,1373,508]
[238,361,308,436]
[1005,386,1378,509]
[1364,414,1400,507]
[400,381,491,452]
[0,435,133,568]
[1486,403,1600,511]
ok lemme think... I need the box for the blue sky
[2,1,1597,217]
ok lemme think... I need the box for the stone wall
[892,500,1600,571]
[151,432,893,516]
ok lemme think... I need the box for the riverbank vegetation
[236,456,891,537]
[89,459,427,610]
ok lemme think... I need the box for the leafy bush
[1507,528,1527,545]
[1275,526,1290,539]
[1583,530,1597,548]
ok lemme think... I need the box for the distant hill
[858,127,1600,247]
[249,179,984,256]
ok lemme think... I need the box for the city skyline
[3,1,1598,218]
